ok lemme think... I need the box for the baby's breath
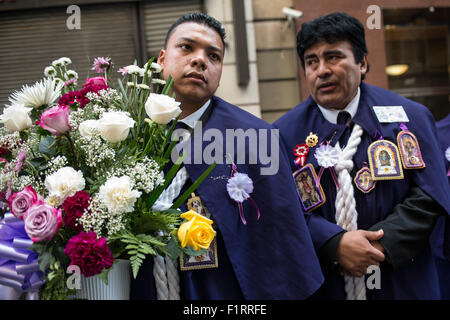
[78,197,126,237]
[77,133,115,167]
[106,156,164,193]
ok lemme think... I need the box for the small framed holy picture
[293,163,326,212]
[397,131,426,169]
[367,140,404,181]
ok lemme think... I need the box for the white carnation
[98,176,141,214]
[44,166,85,206]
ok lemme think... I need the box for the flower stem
[65,133,78,170]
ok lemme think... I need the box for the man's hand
[336,229,385,277]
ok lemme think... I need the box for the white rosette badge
[314,143,340,189]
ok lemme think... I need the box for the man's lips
[317,82,337,92]
[184,72,207,83]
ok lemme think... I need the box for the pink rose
[24,200,63,242]
[64,231,114,277]
[36,105,71,136]
[8,185,42,219]
[83,76,107,87]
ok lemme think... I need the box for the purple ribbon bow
[0,213,45,300]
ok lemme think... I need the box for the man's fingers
[370,247,385,262]
[364,229,384,241]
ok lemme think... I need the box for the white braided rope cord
[151,167,189,300]
[334,123,367,300]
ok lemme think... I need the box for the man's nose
[317,60,331,78]
[190,51,207,70]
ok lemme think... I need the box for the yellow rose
[177,210,216,251]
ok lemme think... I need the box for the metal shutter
[143,0,203,59]
[0,3,137,109]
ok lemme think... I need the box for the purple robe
[274,82,450,299]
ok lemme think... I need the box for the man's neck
[179,99,211,129]
[179,99,208,119]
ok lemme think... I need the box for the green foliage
[110,230,169,279]
[38,136,56,157]
[38,260,76,300]
[132,209,181,235]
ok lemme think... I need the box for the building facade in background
[0,0,448,123]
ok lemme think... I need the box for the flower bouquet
[0,57,216,299]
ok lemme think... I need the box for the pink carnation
[64,232,114,277]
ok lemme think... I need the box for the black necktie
[337,111,352,147]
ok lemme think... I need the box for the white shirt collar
[179,99,211,129]
[317,87,360,124]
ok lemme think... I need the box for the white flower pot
[75,259,131,300]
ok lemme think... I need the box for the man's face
[158,22,224,106]
[303,40,367,110]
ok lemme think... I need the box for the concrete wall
[252,0,301,123]
[205,0,262,118]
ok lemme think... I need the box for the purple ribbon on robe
[0,213,45,300]
[230,163,261,225]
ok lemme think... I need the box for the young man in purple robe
[131,12,323,300]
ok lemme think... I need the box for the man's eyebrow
[323,49,345,56]
[304,50,345,60]
[179,37,223,55]
[304,53,317,60]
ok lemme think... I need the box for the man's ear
[360,55,368,74]
[157,49,165,68]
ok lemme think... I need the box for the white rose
[0,104,32,132]
[78,119,99,137]
[99,176,141,214]
[44,166,85,206]
[145,93,181,125]
[98,111,135,143]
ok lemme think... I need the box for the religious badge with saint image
[293,163,326,212]
[354,163,376,193]
[179,193,219,271]
[367,140,404,181]
[397,129,425,169]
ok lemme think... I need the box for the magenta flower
[8,185,42,220]
[83,76,107,87]
[91,57,111,74]
[36,105,71,135]
[24,200,63,242]
[57,78,109,108]
[64,231,114,277]
[62,190,91,232]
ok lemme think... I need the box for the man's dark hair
[164,12,226,49]
[297,12,369,79]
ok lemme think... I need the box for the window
[383,7,450,121]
